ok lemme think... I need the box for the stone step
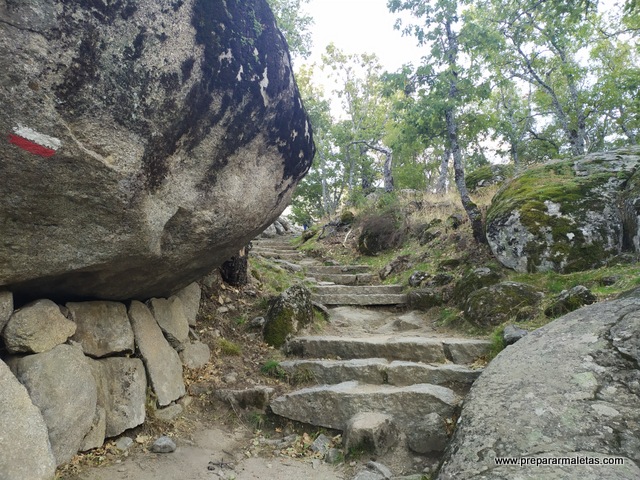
[312,293,407,306]
[270,381,458,431]
[253,251,304,260]
[310,273,374,285]
[252,244,299,251]
[285,335,491,365]
[313,285,404,295]
[305,265,371,274]
[252,242,298,251]
[279,358,481,394]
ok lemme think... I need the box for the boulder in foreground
[438,291,640,479]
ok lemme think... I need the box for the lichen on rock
[486,148,640,274]
[263,284,313,348]
[463,281,543,327]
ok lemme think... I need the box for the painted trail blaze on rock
[8,125,62,157]
[0,0,314,301]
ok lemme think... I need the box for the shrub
[357,212,406,256]
[218,338,242,356]
[260,359,287,379]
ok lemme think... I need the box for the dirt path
[70,428,346,480]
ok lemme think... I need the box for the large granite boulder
[0,0,314,302]
[486,147,640,273]
[438,291,640,479]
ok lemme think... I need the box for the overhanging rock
[0,0,314,301]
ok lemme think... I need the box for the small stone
[503,325,528,345]
[345,412,399,456]
[154,403,183,423]
[599,276,619,286]
[248,316,266,329]
[407,412,450,454]
[3,299,76,354]
[173,282,201,327]
[408,271,429,287]
[217,306,230,314]
[310,433,331,457]
[149,297,190,351]
[367,461,393,478]
[544,285,597,318]
[151,436,176,453]
[179,341,210,369]
[178,395,193,409]
[115,437,134,451]
[223,372,238,384]
[353,470,385,480]
[429,272,455,286]
[325,447,343,464]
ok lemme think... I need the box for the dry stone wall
[0,282,207,474]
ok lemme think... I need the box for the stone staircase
[253,234,490,461]
[251,238,305,262]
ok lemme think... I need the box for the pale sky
[303,0,426,72]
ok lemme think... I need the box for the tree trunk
[446,109,487,244]
[381,146,394,193]
[220,245,249,286]
[435,148,450,194]
[443,18,486,244]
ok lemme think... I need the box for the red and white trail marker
[8,125,62,157]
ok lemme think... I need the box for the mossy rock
[463,281,543,328]
[427,273,455,287]
[466,164,514,192]
[486,148,640,273]
[263,284,313,348]
[544,285,597,318]
[446,214,464,230]
[407,289,444,310]
[340,210,356,225]
[452,267,503,307]
[301,227,318,242]
[419,228,441,246]
[438,258,463,271]
[408,271,430,287]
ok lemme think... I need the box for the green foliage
[233,314,248,326]
[465,164,513,191]
[266,0,313,59]
[218,338,242,356]
[248,411,266,430]
[438,307,462,327]
[290,367,316,386]
[251,256,302,294]
[487,326,507,361]
[260,359,287,379]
